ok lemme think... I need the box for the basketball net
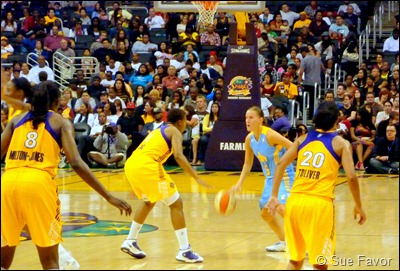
[191,1,219,26]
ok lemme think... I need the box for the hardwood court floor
[4,166,399,270]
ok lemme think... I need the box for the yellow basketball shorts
[1,168,62,247]
[124,158,178,203]
[284,193,336,265]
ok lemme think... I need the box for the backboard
[154,1,264,12]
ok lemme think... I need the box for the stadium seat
[137,52,153,63]
[73,122,91,143]
[149,28,167,44]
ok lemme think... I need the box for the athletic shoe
[121,240,147,259]
[59,246,80,270]
[176,246,203,263]
[266,241,286,252]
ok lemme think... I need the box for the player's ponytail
[31,81,61,129]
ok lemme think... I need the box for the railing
[289,99,300,127]
[26,53,50,68]
[333,64,346,97]
[302,91,309,125]
[52,51,100,91]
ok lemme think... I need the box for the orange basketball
[214,190,236,215]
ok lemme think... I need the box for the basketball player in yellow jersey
[1,77,33,120]
[122,108,212,263]
[1,76,80,270]
[267,101,366,270]
[1,81,132,270]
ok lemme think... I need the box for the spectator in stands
[131,34,157,54]
[383,28,399,53]
[79,8,91,25]
[352,88,365,111]
[108,1,133,21]
[170,52,186,71]
[128,63,153,90]
[376,111,399,138]
[141,100,156,124]
[298,46,324,118]
[362,92,383,124]
[91,2,104,19]
[144,7,165,30]
[353,68,368,91]
[88,122,128,168]
[314,32,333,62]
[44,8,57,28]
[376,100,393,127]
[338,1,361,16]
[55,38,76,67]
[44,25,75,52]
[26,55,54,85]
[362,75,380,97]
[273,72,298,100]
[68,19,89,39]
[270,105,291,134]
[63,88,77,110]
[329,15,350,39]
[19,7,34,34]
[111,29,129,51]
[113,78,131,104]
[1,11,17,33]
[167,90,185,110]
[197,101,220,166]
[162,65,183,92]
[74,102,95,128]
[303,1,320,20]
[213,12,231,42]
[140,107,166,138]
[259,7,274,24]
[92,38,115,63]
[308,10,330,37]
[376,88,391,107]
[341,93,357,122]
[74,90,97,113]
[343,4,359,34]
[177,15,189,35]
[58,94,75,121]
[279,3,299,27]
[200,24,221,47]
[293,12,311,32]
[207,54,223,76]
[350,108,376,170]
[261,73,275,98]
[1,36,13,60]
[368,125,399,174]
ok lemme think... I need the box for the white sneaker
[58,245,80,270]
[176,246,203,263]
[265,241,286,252]
[121,240,147,259]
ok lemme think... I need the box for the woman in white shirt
[74,102,95,128]
[375,100,393,127]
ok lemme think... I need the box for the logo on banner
[230,45,251,54]
[227,76,252,99]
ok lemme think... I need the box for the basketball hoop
[191,1,219,26]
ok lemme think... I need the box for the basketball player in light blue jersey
[231,106,294,252]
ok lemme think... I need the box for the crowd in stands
[1,1,399,173]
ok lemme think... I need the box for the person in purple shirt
[271,106,292,133]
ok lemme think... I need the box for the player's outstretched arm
[340,138,366,225]
[170,126,213,189]
[60,118,132,216]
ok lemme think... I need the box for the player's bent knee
[163,191,181,206]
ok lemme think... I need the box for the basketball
[214,190,236,215]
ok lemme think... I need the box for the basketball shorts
[284,193,336,265]
[1,168,62,247]
[124,157,178,203]
[259,172,294,209]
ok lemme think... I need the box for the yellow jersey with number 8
[5,112,62,178]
